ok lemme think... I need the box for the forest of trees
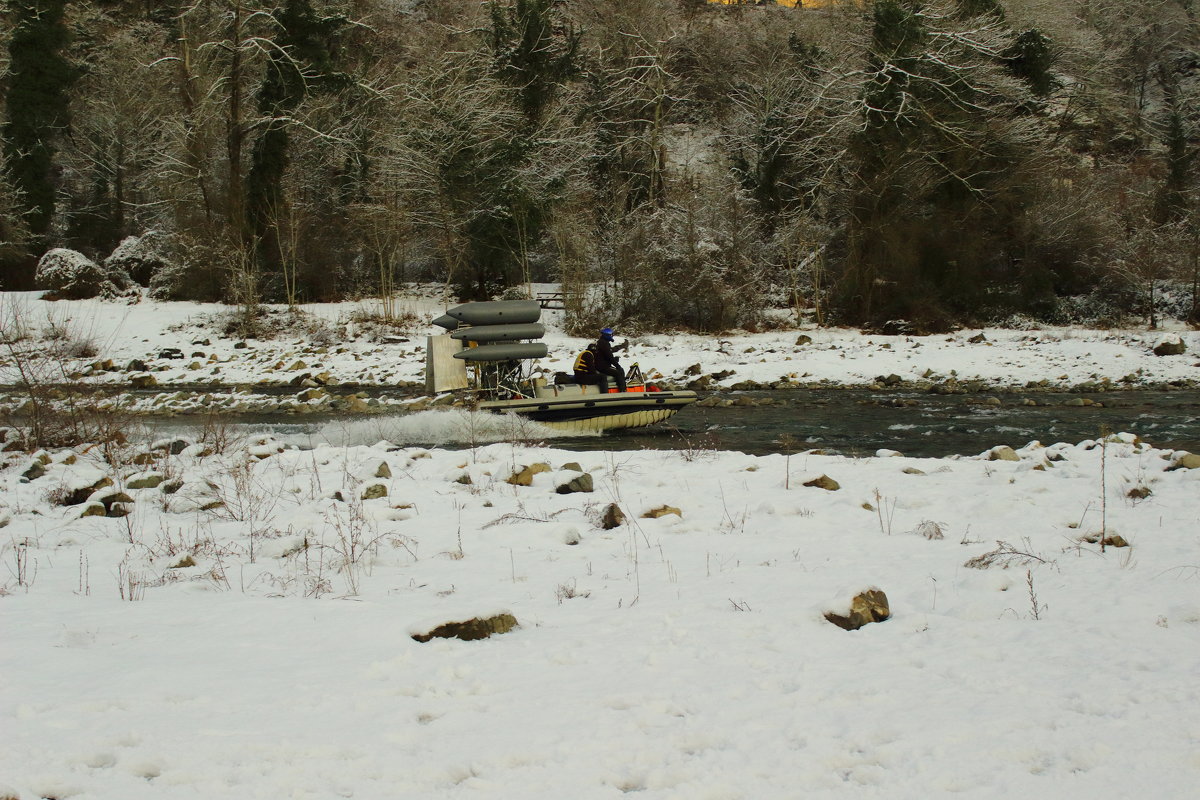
[1,0,1197,333]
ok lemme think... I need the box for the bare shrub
[0,299,129,449]
[347,303,419,335]
[563,292,616,337]
[668,426,719,463]
[965,539,1051,569]
[1025,569,1047,620]
[212,455,286,524]
[116,551,146,601]
[304,318,341,347]
[318,497,417,595]
[40,317,99,358]
[192,413,245,456]
[282,308,346,345]
[484,505,568,528]
[5,536,38,592]
[582,180,771,334]
[60,336,99,360]
[149,521,222,564]
[873,489,897,535]
[555,579,590,604]
[913,520,946,540]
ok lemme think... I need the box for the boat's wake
[307,408,599,448]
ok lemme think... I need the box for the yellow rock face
[642,505,682,519]
[360,483,388,500]
[507,463,552,486]
[803,474,840,491]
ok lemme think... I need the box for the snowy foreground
[3,426,1199,799]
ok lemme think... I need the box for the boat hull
[536,408,680,433]
[479,390,697,432]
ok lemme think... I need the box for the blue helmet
[601,327,613,337]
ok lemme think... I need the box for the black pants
[574,372,605,392]
[597,364,626,393]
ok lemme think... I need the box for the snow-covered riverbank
[2,292,1197,403]
[2,290,1199,798]
[2,427,1199,798]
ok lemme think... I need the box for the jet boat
[426,300,697,433]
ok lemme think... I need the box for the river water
[583,389,1200,458]
[158,388,1200,459]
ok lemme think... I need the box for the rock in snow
[104,231,175,287]
[988,445,1021,462]
[508,463,551,486]
[802,474,841,491]
[824,589,891,631]
[600,503,626,529]
[36,248,131,299]
[556,472,594,494]
[1152,334,1187,356]
[411,613,519,642]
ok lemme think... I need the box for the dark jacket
[596,336,622,370]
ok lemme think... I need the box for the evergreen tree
[1154,62,1196,224]
[245,0,346,293]
[1004,29,1056,97]
[1157,108,1194,223]
[487,0,580,127]
[729,34,830,230]
[839,0,1047,326]
[840,0,928,322]
[2,0,78,287]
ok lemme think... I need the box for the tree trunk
[227,0,246,237]
[176,13,213,222]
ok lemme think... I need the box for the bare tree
[380,53,529,298]
[835,0,1055,325]
[58,21,178,253]
[0,152,31,268]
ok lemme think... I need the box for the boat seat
[535,384,600,399]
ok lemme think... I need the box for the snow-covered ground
[2,428,1199,798]
[2,290,1199,798]
[1,291,1197,400]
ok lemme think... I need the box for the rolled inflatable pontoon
[445,300,541,326]
[450,322,545,343]
[452,342,549,362]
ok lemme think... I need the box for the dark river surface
[162,388,1200,459]
[586,389,1200,457]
